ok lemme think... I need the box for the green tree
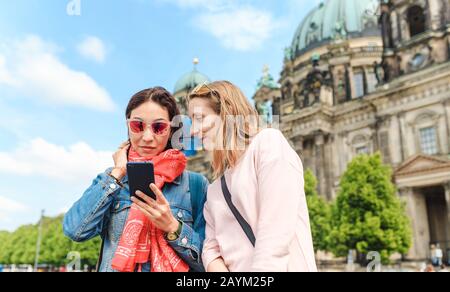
[304,169,331,252]
[40,215,101,268]
[0,231,11,263]
[40,215,73,266]
[0,215,101,268]
[8,225,38,265]
[329,153,412,263]
[71,237,102,267]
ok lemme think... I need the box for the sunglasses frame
[191,81,221,100]
[126,119,171,136]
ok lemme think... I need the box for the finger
[150,184,168,204]
[132,199,160,218]
[131,197,149,211]
[133,203,155,219]
[136,191,156,206]
[135,191,156,206]
[134,202,161,219]
[120,143,131,153]
[119,140,131,149]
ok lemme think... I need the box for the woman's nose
[142,128,155,142]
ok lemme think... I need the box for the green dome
[290,0,380,58]
[174,69,210,94]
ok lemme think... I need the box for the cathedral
[173,0,450,262]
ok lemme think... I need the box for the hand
[131,183,180,234]
[111,140,130,180]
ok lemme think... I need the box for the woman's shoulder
[251,128,292,155]
[254,128,285,141]
[185,171,209,201]
[251,128,302,171]
[186,171,209,187]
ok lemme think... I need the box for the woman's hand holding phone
[131,184,180,234]
[111,140,130,180]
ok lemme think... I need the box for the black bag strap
[220,176,256,247]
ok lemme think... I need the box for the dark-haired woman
[64,87,208,272]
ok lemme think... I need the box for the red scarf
[111,147,189,272]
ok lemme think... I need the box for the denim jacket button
[181,237,188,245]
[177,211,183,219]
[109,183,117,190]
[115,203,120,210]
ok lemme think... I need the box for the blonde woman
[187,81,317,272]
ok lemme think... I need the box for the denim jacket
[63,168,208,272]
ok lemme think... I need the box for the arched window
[407,6,426,37]
[352,134,371,155]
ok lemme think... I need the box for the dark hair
[126,87,181,150]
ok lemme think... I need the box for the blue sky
[0,0,319,231]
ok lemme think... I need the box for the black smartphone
[127,162,156,201]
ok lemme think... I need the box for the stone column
[340,131,350,175]
[380,4,394,49]
[314,132,327,199]
[399,187,430,261]
[328,135,339,200]
[296,136,304,153]
[444,182,450,245]
[428,0,443,30]
[444,99,450,153]
[396,112,407,161]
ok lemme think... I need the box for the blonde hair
[188,81,259,179]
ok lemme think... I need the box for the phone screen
[127,162,156,200]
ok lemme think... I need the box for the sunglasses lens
[129,121,144,133]
[152,122,169,135]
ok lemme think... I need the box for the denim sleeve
[168,176,208,272]
[63,169,121,242]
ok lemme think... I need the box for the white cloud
[57,206,70,215]
[163,0,279,51]
[0,138,113,183]
[163,0,227,11]
[0,196,29,225]
[0,35,116,112]
[195,7,278,51]
[0,196,29,213]
[77,36,107,63]
[0,55,17,86]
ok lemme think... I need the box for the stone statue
[284,47,293,61]
[333,21,347,40]
[256,100,272,123]
[293,91,303,111]
[374,61,385,84]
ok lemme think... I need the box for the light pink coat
[202,129,318,272]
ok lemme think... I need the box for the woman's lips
[140,146,156,150]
